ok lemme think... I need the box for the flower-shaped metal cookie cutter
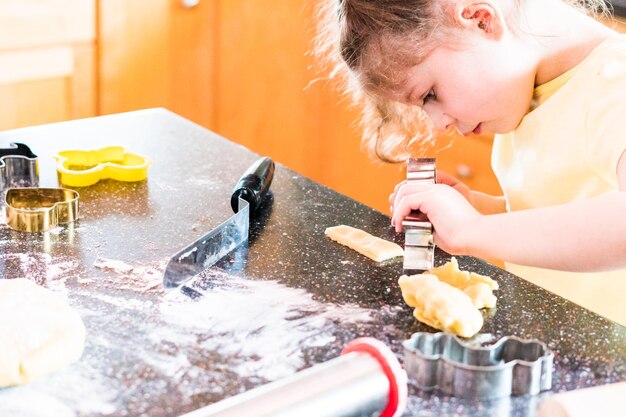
[54,146,151,187]
[5,188,79,232]
[403,332,553,399]
[0,143,38,190]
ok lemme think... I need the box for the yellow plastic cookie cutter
[54,146,151,187]
[4,188,79,232]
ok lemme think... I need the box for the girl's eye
[423,89,436,105]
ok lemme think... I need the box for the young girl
[318,0,626,325]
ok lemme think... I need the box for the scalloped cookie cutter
[0,142,39,189]
[54,146,151,187]
[403,332,553,399]
[4,188,79,232]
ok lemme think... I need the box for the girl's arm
[470,151,626,271]
[469,191,507,215]
[467,190,626,271]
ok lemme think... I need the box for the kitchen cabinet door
[0,0,96,131]
[98,0,218,128]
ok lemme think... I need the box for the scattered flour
[92,257,164,293]
[156,274,391,382]
[0,252,81,295]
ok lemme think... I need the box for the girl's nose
[424,106,456,132]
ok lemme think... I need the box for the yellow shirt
[492,35,626,326]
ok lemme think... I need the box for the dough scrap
[398,258,498,337]
[0,279,86,387]
[399,274,483,338]
[325,225,403,262]
[429,257,498,309]
[430,257,499,290]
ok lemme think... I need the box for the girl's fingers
[391,182,433,214]
[391,193,424,233]
[389,180,409,212]
[393,180,407,194]
[389,181,407,206]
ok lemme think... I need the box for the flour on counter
[92,257,165,293]
[155,273,401,382]
[0,252,81,294]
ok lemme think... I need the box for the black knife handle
[230,157,275,217]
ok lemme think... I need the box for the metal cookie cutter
[403,332,553,399]
[5,188,79,232]
[0,143,39,190]
[54,146,151,187]
[402,158,436,274]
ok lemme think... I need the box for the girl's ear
[455,1,504,39]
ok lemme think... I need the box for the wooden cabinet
[98,0,218,126]
[0,1,96,131]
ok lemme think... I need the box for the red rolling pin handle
[342,338,408,417]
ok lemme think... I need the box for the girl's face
[379,33,537,136]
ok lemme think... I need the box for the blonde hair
[315,0,611,163]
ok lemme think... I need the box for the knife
[162,157,275,288]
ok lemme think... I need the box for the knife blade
[163,157,275,288]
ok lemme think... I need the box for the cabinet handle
[456,164,474,179]
[181,0,200,8]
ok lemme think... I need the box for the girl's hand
[390,183,481,255]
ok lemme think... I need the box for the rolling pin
[538,382,626,417]
[180,338,407,417]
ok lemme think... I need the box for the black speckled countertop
[0,109,624,417]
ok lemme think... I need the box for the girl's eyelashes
[422,88,436,105]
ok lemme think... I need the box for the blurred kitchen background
[1,0,625,213]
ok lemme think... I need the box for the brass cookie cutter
[4,188,79,232]
[403,332,553,399]
[0,143,39,190]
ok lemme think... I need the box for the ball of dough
[0,279,86,387]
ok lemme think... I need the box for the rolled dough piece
[0,279,86,387]
[429,257,498,309]
[398,274,483,338]
[325,225,403,262]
